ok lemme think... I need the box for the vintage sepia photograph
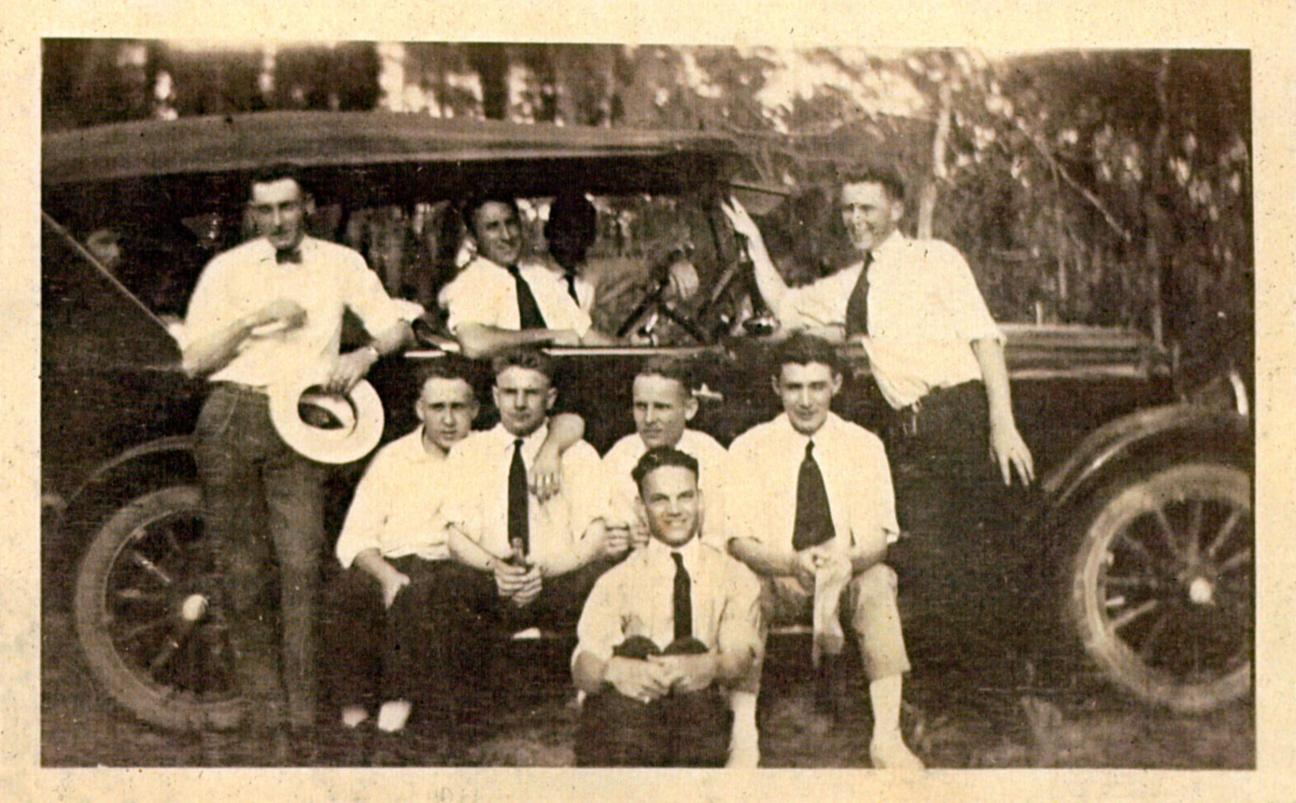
[39,40,1254,771]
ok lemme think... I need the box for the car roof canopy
[42,111,745,225]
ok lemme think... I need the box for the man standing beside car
[438,195,619,358]
[179,164,412,761]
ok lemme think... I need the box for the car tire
[73,484,243,732]
[1063,461,1252,713]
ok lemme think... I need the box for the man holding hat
[179,163,412,760]
[573,446,761,767]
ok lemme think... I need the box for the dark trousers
[576,636,731,767]
[194,383,326,731]
[881,380,1032,654]
[322,558,460,717]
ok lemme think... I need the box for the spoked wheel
[1065,462,1252,713]
[73,485,243,731]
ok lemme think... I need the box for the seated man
[601,355,728,551]
[437,195,618,358]
[443,348,615,639]
[535,192,599,314]
[573,447,760,767]
[722,333,923,769]
[324,362,584,741]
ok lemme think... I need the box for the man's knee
[848,563,898,603]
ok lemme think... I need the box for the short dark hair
[635,355,694,395]
[774,332,842,377]
[249,163,309,197]
[416,360,477,395]
[545,193,597,241]
[491,348,555,383]
[462,195,520,238]
[839,166,906,205]
[632,446,700,493]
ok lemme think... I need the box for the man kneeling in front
[573,447,761,767]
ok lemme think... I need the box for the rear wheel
[1064,462,1252,713]
[73,485,243,731]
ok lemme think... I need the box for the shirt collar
[775,411,840,446]
[866,231,909,274]
[645,533,703,571]
[489,421,550,458]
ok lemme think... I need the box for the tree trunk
[917,82,952,239]
[468,45,510,120]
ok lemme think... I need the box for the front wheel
[1064,462,1252,713]
[73,485,243,731]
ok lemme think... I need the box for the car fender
[1030,403,1251,540]
[56,435,198,541]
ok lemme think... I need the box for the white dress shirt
[771,233,1004,408]
[438,255,593,337]
[573,535,761,664]
[181,236,407,388]
[442,422,606,568]
[334,427,453,568]
[721,412,899,552]
[601,428,729,543]
[521,254,597,314]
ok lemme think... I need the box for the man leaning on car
[178,163,412,762]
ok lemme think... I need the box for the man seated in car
[437,195,619,358]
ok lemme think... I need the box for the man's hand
[793,549,819,593]
[721,197,763,242]
[248,298,307,332]
[989,420,1035,487]
[549,329,582,347]
[493,559,530,599]
[379,571,411,609]
[628,519,650,550]
[649,653,716,694]
[665,260,700,302]
[510,566,543,608]
[603,523,631,559]
[529,443,563,502]
[326,347,378,394]
[605,657,674,703]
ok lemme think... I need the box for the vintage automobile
[41,111,1253,733]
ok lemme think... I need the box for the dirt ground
[41,602,1253,769]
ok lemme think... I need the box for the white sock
[868,676,903,744]
[730,691,758,743]
[340,705,369,729]
[376,700,412,733]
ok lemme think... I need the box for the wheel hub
[1186,576,1215,606]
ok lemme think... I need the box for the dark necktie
[508,438,530,557]
[506,264,549,330]
[565,273,581,305]
[793,440,835,551]
[671,551,692,641]
[275,247,302,264]
[843,251,874,337]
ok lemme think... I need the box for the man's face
[547,218,595,272]
[249,177,308,253]
[637,465,701,548]
[471,201,523,267]
[492,366,556,437]
[632,374,698,450]
[774,361,842,436]
[415,377,478,453]
[840,181,903,254]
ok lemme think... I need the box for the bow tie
[275,248,303,264]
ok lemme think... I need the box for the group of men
[176,161,1033,767]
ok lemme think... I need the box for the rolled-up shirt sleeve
[937,244,1003,344]
[572,572,624,666]
[716,564,762,664]
[344,255,407,337]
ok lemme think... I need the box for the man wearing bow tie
[180,164,412,761]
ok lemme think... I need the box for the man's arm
[722,198,791,314]
[351,548,410,609]
[729,537,816,591]
[531,412,585,501]
[180,299,305,378]
[328,319,413,393]
[970,338,1035,486]
[453,322,580,360]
